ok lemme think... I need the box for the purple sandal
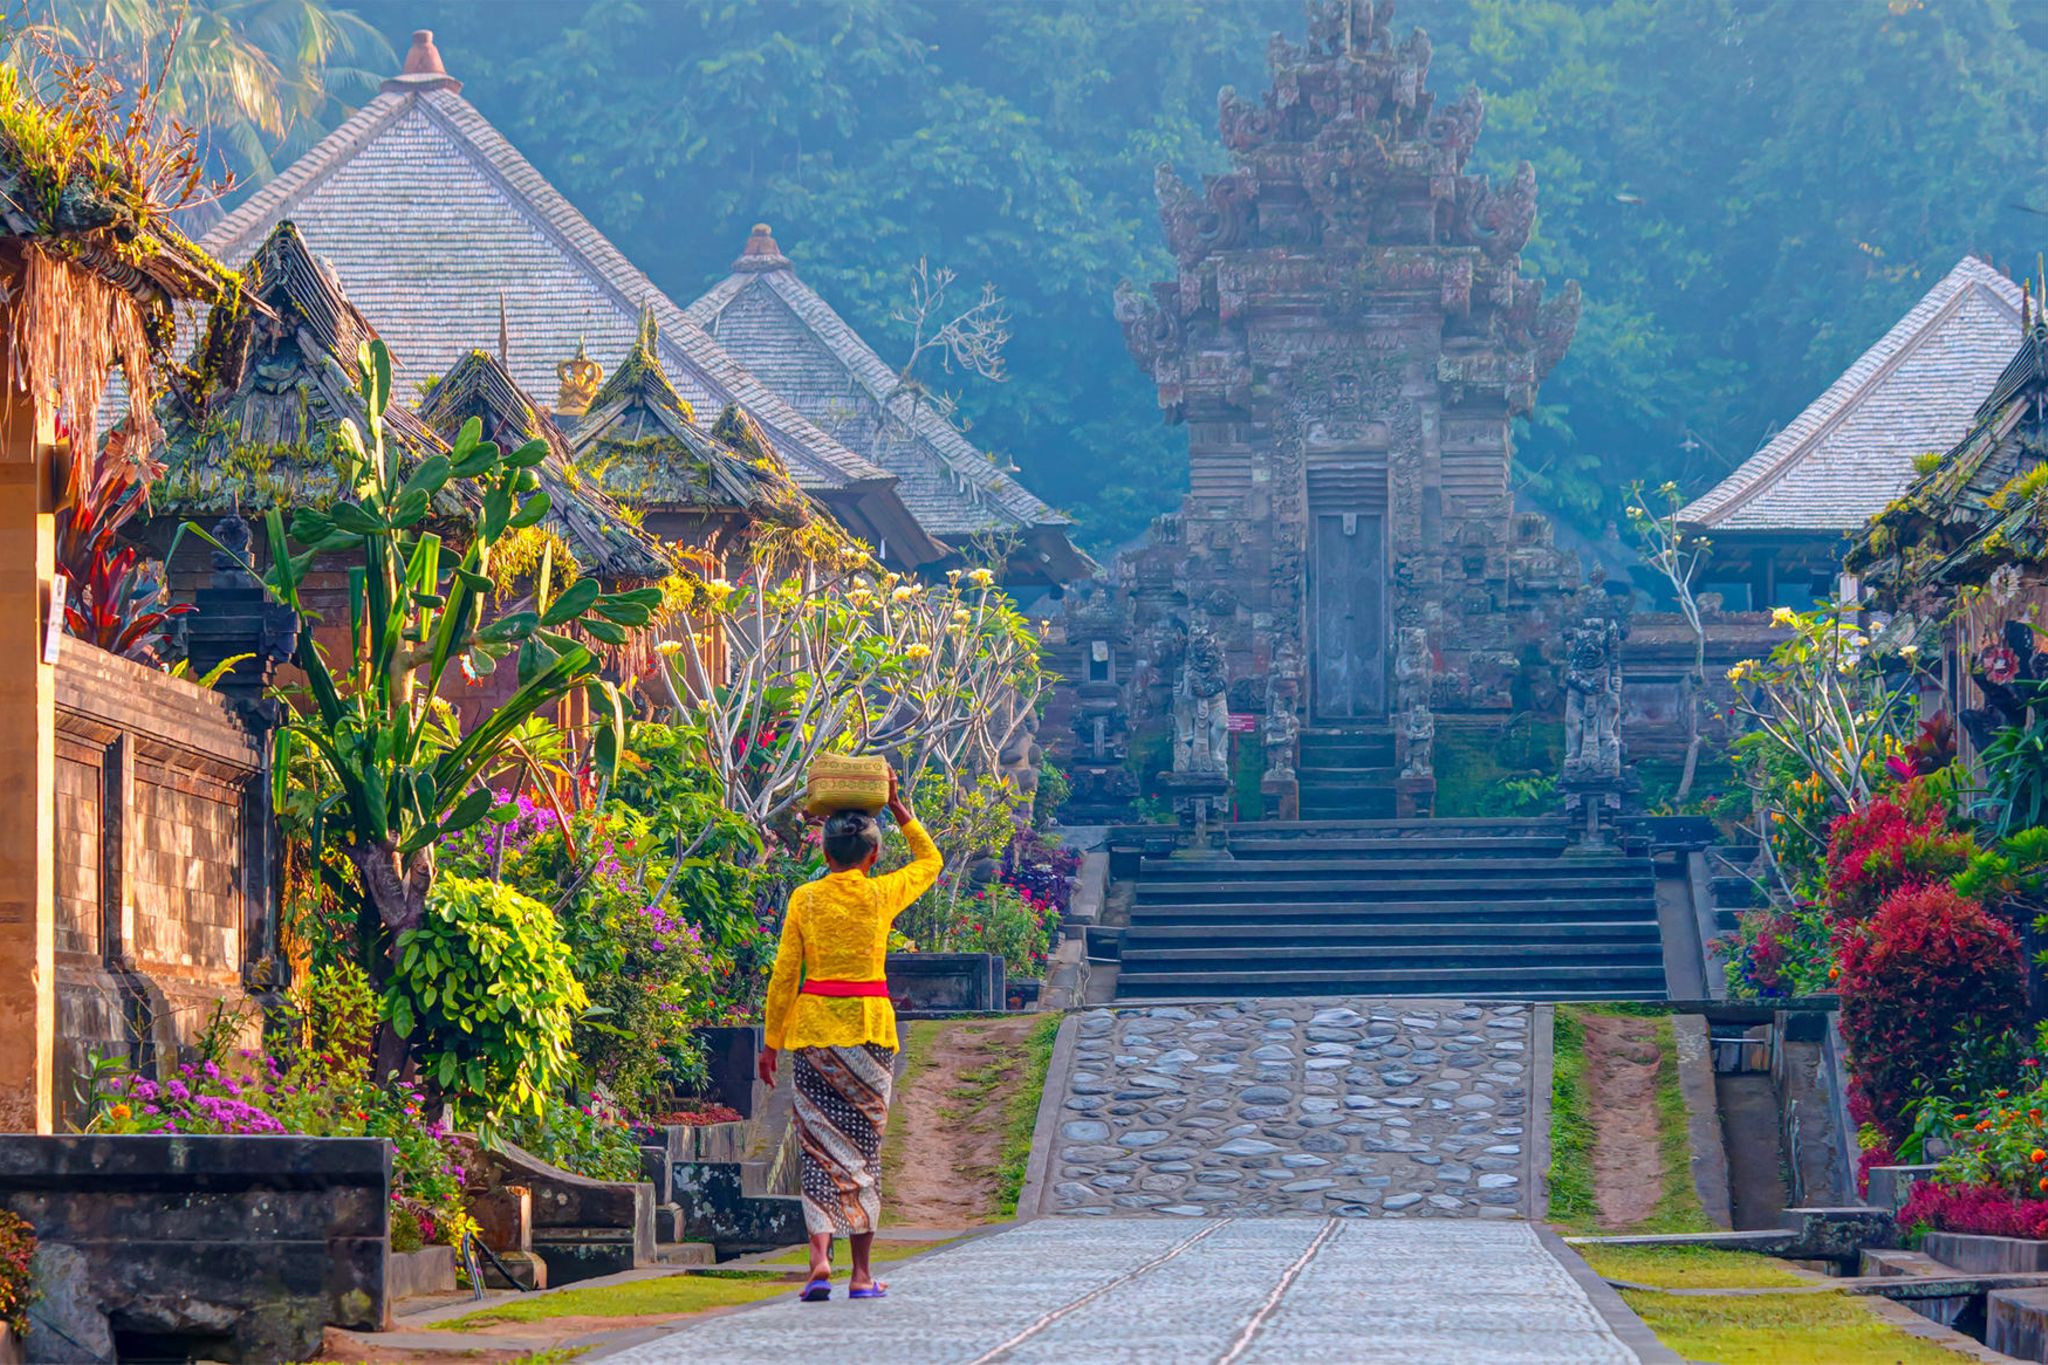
[849,1284,888,1300]
[800,1278,832,1302]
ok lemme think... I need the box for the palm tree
[11,0,390,193]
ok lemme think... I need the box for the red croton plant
[55,425,191,663]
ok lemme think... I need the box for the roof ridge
[407,91,892,490]
[744,264,1068,528]
[1682,257,2022,528]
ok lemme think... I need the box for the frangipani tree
[201,340,660,1075]
[1727,603,1930,813]
[1626,480,1712,801]
[657,562,1046,831]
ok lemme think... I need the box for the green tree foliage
[320,1,2048,545]
[212,339,655,1081]
[12,0,391,189]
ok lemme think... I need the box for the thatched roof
[1682,257,2022,537]
[1850,315,2048,598]
[564,307,800,519]
[148,222,667,582]
[0,65,244,453]
[687,224,1093,584]
[416,347,671,581]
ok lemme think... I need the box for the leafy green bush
[388,874,585,1118]
[438,721,777,1112]
[497,1094,644,1183]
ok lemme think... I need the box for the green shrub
[388,874,586,1118]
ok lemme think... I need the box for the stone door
[1310,509,1387,719]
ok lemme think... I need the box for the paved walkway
[1046,999,1535,1217]
[601,1216,1657,1362]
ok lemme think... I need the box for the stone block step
[1130,898,1658,925]
[1134,874,1656,902]
[1228,836,1571,858]
[1299,793,1397,821]
[1138,854,1642,879]
[1114,963,1667,993]
[1119,942,1664,971]
[1212,817,1567,841]
[1123,919,1660,946]
[1296,765,1401,784]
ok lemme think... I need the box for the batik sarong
[792,1041,896,1236]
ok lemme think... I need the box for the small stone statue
[1402,704,1434,779]
[1173,619,1230,774]
[1562,617,1623,784]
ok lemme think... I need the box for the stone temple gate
[1070,0,1590,823]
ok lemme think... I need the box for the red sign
[1226,713,1258,734]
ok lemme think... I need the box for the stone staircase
[1114,818,1667,1002]
[1296,725,1397,821]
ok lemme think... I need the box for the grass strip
[994,1012,1064,1217]
[1644,1013,1717,1234]
[1574,1243,1807,1290]
[1619,1289,1976,1363]
[439,1272,786,1330]
[1547,1003,1597,1227]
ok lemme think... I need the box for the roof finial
[498,293,510,366]
[637,299,659,353]
[382,29,462,94]
[733,222,792,274]
[556,336,602,418]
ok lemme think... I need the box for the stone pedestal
[1396,774,1436,820]
[1260,770,1300,821]
[1162,771,1231,849]
[1562,776,1624,848]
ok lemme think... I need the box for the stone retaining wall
[50,638,277,1128]
[0,1134,387,1362]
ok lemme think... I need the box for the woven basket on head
[802,753,891,816]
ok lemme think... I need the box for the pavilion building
[686,225,1093,595]
[194,29,951,574]
[1679,256,2023,610]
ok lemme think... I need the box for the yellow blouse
[762,819,943,1052]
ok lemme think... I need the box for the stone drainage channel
[605,998,1674,1362]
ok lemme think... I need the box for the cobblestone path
[604,1217,1651,1363]
[1045,999,1535,1217]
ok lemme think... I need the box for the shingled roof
[194,30,941,568]
[150,222,669,583]
[1681,256,2024,534]
[687,225,1092,583]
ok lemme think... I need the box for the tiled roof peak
[733,223,791,274]
[382,29,459,95]
[1679,256,2023,534]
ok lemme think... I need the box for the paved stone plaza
[606,1216,1658,1362]
[1044,1000,1535,1218]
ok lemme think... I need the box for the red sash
[800,977,891,999]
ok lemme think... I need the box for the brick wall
[52,637,271,1128]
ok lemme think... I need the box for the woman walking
[758,771,941,1301]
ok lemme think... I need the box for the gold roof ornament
[556,336,602,417]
